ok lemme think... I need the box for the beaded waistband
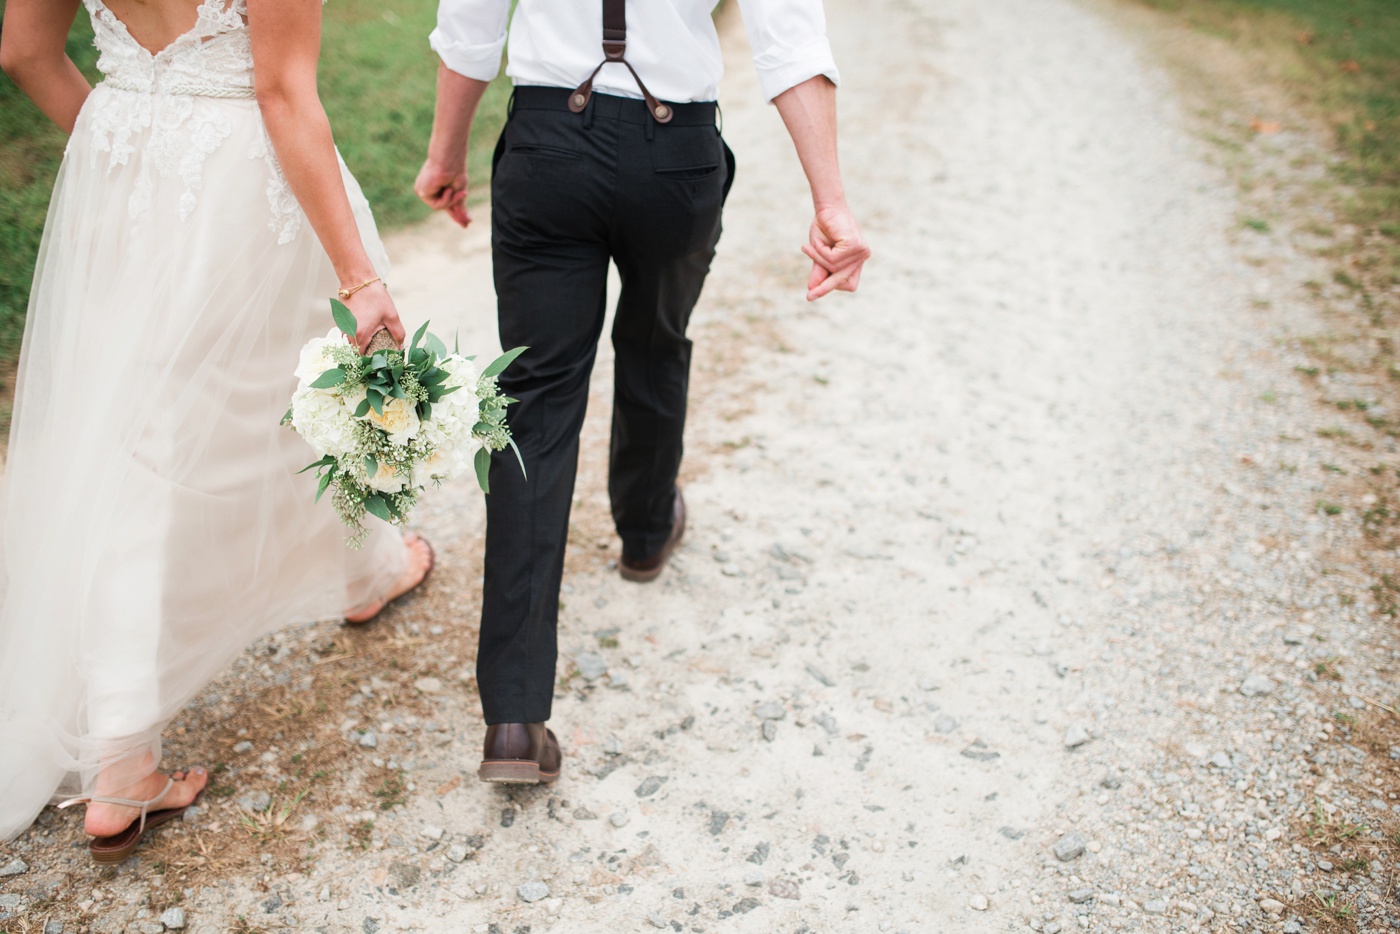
[103,78,255,99]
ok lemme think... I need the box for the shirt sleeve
[429,0,512,82]
[734,0,841,103]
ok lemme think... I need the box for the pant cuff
[480,692,555,726]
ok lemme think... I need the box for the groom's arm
[773,76,869,300]
[735,0,869,300]
[415,0,510,228]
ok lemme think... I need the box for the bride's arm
[246,0,405,352]
[0,0,91,134]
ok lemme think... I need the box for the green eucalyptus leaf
[309,367,347,389]
[426,333,448,359]
[507,436,527,479]
[367,388,384,415]
[297,454,336,474]
[353,397,372,418]
[410,320,430,352]
[315,466,336,502]
[363,494,392,522]
[364,454,378,477]
[480,345,528,380]
[331,299,358,339]
[474,446,491,494]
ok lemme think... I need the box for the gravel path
[5,0,1400,932]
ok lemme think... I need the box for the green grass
[0,0,508,373]
[1132,0,1400,280]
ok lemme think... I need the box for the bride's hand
[341,281,407,354]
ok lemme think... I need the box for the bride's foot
[83,767,207,838]
[344,532,435,625]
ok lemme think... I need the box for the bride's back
[100,0,231,55]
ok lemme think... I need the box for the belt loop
[644,111,655,142]
[506,89,516,119]
[583,92,595,129]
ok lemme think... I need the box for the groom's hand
[801,205,870,301]
[414,160,471,228]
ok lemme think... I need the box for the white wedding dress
[0,0,407,842]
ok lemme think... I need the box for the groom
[415,0,870,783]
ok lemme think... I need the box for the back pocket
[656,164,720,181]
[510,144,581,160]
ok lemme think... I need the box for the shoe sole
[478,759,561,784]
[89,789,205,863]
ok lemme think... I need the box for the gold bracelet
[337,276,382,301]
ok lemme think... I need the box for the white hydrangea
[294,329,344,384]
[290,386,358,458]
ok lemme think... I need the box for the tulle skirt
[0,89,405,841]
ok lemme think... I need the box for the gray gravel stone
[358,730,378,749]
[934,714,958,734]
[159,907,187,929]
[647,912,668,929]
[231,740,253,754]
[44,922,64,934]
[635,775,667,797]
[387,862,421,889]
[769,877,800,900]
[1052,831,1087,862]
[575,652,608,682]
[237,791,271,812]
[1239,674,1274,697]
[806,665,835,687]
[761,720,778,742]
[1209,751,1233,769]
[446,845,469,863]
[609,810,630,827]
[754,702,786,720]
[517,881,550,903]
[960,740,998,761]
[0,859,28,878]
[1068,888,1094,904]
[1063,722,1091,749]
[1144,899,1168,915]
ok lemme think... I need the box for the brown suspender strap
[568,0,674,123]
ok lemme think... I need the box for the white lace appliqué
[79,0,302,239]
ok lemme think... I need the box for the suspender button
[654,105,669,120]
[572,94,587,108]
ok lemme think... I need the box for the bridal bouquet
[285,300,525,546]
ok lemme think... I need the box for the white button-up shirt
[430,0,839,104]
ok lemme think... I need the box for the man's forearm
[772,75,846,211]
[427,63,491,167]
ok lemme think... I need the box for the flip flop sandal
[343,535,435,626]
[59,772,206,863]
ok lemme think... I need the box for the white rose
[350,391,421,445]
[364,460,408,493]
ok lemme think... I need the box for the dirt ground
[4,0,1400,932]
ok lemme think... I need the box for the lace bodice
[79,0,301,242]
[85,0,254,95]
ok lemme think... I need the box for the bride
[0,0,436,858]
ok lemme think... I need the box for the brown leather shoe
[478,722,562,784]
[619,489,686,583]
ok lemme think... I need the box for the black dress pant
[477,87,734,725]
